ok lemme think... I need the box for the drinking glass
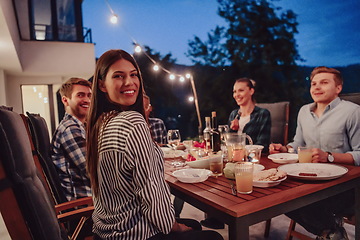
[298,146,313,163]
[235,162,254,194]
[167,130,184,167]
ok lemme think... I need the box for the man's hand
[269,143,288,154]
[311,148,328,163]
[230,119,239,131]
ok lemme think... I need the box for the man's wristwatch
[327,152,334,163]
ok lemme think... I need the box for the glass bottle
[210,111,221,153]
[203,117,212,154]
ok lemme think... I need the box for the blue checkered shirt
[149,118,168,144]
[51,113,91,201]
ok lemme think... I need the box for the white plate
[172,169,213,183]
[278,163,348,180]
[245,145,264,150]
[186,156,211,169]
[268,153,298,164]
[161,148,186,159]
[253,176,287,188]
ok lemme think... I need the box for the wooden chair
[25,112,94,239]
[0,107,93,240]
[25,112,68,205]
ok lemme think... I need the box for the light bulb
[134,45,142,53]
[185,73,191,79]
[188,96,194,102]
[169,74,175,80]
[110,14,118,24]
[153,64,159,71]
[179,76,185,82]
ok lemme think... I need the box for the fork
[228,179,237,196]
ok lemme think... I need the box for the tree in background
[186,0,307,138]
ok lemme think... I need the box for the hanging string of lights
[103,0,203,134]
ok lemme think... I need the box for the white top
[238,115,250,133]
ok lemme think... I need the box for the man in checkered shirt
[51,78,92,201]
[143,94,168,145]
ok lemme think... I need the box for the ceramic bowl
[172,169,213,183]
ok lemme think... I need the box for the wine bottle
[203,117,212,153]
[211,111,221,153]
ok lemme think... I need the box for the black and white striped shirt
[93,111,175,239]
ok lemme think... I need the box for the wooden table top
[165,155,360,220]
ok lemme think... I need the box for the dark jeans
[94,218,223,240]
[147,218,223,240]
[285,189,354,236]
[173,196,185,217]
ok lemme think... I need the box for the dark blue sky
[83,0,360,67]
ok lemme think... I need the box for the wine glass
[167,130,184,167]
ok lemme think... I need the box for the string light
[134,45,142,53]
[110,14,118,24]
[103,0,203,132]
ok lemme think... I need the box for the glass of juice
[209,153,223,177]
[235,162,254,194]
[298,147,313,163]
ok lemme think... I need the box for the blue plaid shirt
[228,106,271,152]
[149,117,168,145]
[51,113,91,201]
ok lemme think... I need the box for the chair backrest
[256,101,290,145]
[340,92,360,105]
[26,112,68,204]
[0,108,64,240]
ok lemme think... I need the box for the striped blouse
[93,111,175,239]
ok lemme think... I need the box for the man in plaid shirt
[51,78,92,201]
[143,95,168,145]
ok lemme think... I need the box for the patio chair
[340,92,360,105]
[255,101,290,237]
[257,101,290,145]
[0,107,93,240]
[26,112,68,205]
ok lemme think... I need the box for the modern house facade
[0,0,95,133]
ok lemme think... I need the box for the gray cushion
[0,108,63,240]
[340,93,360,105]
[256,101,290,145]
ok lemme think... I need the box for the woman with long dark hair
[86,49,223,240]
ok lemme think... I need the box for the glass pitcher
[224,133,253,162]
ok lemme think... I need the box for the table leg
[356,186,360,240]
[228,218,249,240]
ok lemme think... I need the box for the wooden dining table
[164,155,360,240]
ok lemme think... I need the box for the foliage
[186,0,308,138]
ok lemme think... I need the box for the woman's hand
[171,221,192,232]
[230,119,239,131]
[269,143,288,154]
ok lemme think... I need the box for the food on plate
[253,168,287,181]
[299,172,317,177]
[186,154,197,162]
[176,144,186,151]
